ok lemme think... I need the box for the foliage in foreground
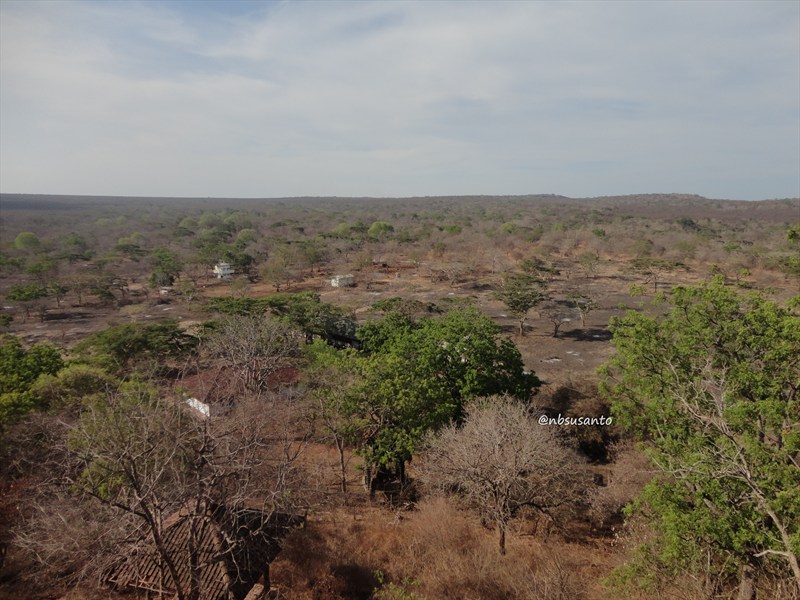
[602,280,800,595]
[0,335,63,429]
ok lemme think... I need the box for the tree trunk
[737,563,755,600]
[336,438,347,503]
[498,524,507,556]
[148,517,187,600]
[518,318,525,337]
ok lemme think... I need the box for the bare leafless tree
[419,396,588,555]
[46,378,309,600]
[202,315,301,391]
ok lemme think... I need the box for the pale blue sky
[1,0,798,200]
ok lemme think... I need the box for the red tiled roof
[176,366,300,406]
[176,366,246,407]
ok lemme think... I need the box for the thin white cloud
[0,0,797,199]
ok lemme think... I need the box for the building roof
[177,366,300,406]
[176,366,247,409]
[104,503,302,600]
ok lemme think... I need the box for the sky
[1,0,798,200]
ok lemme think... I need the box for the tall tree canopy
[602,281,800,595]
[312,308,539,485]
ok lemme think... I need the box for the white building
[330,274,355,287]
[184,396,222,418]
[213,261,235,279]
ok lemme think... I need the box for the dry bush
[588,443,654,531]
[272,499,586,600]
[544,379,621,463]
[270,508,406,600]
[10,495,133,593]
[400,498,585,600]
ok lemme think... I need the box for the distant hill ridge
[2,191,797,207]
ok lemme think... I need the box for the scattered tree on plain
[568,292,598,328]
[495,273,548,336]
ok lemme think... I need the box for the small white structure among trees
[330,274,355,288]
[213,261,235,279]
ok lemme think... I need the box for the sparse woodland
[0,193,798,600]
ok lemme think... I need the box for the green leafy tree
[75,320,196,373]
[13,231,42,252]
[263,292,356,343]
[367,221,394,241]
[304,363,361,501]
[29,363,117,413]
[297,239,328,274]
[0,252,25,272]
[779,224,800,280]
[630,258,684,293]
[48,282,70,308]
[260,248,294,291]
[114,235,146,259]
[6,283,50,320]
[315,308,539,490]
[329,222,352,238]
[24,259,56,284]
[58,232,92,262]
[0,336,63,428]
[222,247,255,280]
[520,257,560,282]
[207,296,268,316]
[494,273,548,336]
[235,228,258,245]
[601,281,800,595]
[149,248,182,288]
[6,283,49,302]
[567,292,598,328]
[578,251,600,278]
[371,297,441,319]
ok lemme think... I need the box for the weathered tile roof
[104,503,301,600]
[176,366,300,405]
[176,366,247,408]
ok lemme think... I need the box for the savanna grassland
[1,193,798,600]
